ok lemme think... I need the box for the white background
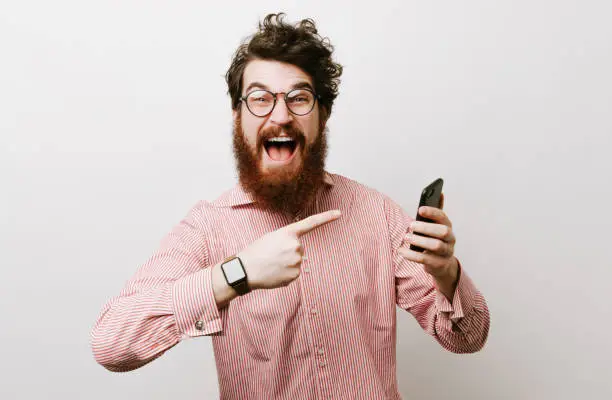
[1,1,611,399]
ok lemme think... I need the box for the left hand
[398,193,459,282]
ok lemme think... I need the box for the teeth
[267,137,294,143]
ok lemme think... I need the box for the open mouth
[263,137,298,163]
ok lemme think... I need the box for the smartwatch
[220,255,251,296]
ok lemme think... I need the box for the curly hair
[225,13,343,118]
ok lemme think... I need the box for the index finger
[418,206,452,227]
[287,210,342,236]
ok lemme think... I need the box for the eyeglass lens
[245,89,315,116]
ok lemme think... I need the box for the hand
[237,210,342,290]
[398,193,459,283]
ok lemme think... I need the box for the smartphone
[409,178,444,253]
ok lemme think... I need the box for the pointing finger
[288,210,342,236]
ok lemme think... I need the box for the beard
[232,111,328,216]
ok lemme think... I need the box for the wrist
[221,255,253,296]
[212,262,239,310]
[434,258,460,301]
[439,259,459,284]
[235,252,257,290]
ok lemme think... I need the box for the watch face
[223,258,246,284]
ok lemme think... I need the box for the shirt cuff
[172,267,223,338]
[435,258,477,323]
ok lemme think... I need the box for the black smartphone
[410,177,444,253]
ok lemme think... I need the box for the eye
[248,91,273,104]
[287,90,312,103]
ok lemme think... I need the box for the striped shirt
[91,171,490,399]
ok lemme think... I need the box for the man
[91,13,490,399]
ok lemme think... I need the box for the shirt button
[319,360,326,367]
[311,308,318,315]
[318,348,325,355]
[195,320,204,330]
[303,267,311,273]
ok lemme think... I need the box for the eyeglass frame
[239,88,321,117]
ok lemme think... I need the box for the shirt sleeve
[90,201,223,372]
[383,195,490,353]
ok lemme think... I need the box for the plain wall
[1,1,611,399]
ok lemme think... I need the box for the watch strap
[232,279,251,296]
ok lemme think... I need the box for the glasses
[240,88,319,117]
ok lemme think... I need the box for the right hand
[237,210,342,290]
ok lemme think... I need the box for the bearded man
[91,13,490,400]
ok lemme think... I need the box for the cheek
[304,117,321,144]
[241,118,264,147]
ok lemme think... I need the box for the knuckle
[445,245,453,256]
[433,240,444,252]
[444,244,452,256]
[292,254,303,266]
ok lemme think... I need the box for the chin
[259,162,302,185]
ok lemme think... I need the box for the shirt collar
[212,171,335,208]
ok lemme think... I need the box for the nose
[268,94,293,125]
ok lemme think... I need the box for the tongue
[268,144,293,161]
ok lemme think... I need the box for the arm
[384,195,490,353]
[90,201,238,372]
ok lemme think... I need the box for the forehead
[242,59,314,93]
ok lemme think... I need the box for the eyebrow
[244,81,315,95]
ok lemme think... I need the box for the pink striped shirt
[91,172,490,399]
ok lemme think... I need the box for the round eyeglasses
[240,88,320,117]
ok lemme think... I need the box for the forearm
[92,267,225,372]
[432,267,490,353]
[91,285,179,372]
[400,261,489,354]
[433,257,460,302]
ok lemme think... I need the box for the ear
[319,106,330,129]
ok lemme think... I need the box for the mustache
[257,124,306,149]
